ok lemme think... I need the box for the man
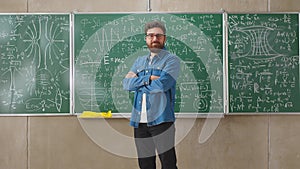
[123,20,180,169]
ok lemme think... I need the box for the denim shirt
[123,49,180,128]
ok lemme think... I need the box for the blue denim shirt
[123,49,180,128]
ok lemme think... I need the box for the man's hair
[144,21,166,34]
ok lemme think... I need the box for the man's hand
[150,75,160,80]
[125,71,137,78]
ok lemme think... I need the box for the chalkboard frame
[226,12,300,115]
[1,12,299,116]
[72,12,226,118]
[0,13,72,116]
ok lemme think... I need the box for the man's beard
[147,41,164,53]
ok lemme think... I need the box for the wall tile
[157,0,268,12]
[0,0,27,12]
[0,117,27,169]
[270,116,300,169]
[28,0,149,12]
[270,0,300,12]
[28,116,138,169]
[176,116,269,169]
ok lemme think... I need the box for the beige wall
[3,0,300,13]
[2,115,300,169]
[0,0,300,169]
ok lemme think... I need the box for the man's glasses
[145,33,166,39]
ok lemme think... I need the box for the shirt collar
[148,48,168,60]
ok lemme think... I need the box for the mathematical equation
[0,14,70,113]
[74,13,223,113]
[228,14,300,113]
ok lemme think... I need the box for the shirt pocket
[136,65,146,76]
[151,64,164,76]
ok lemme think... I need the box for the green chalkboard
[74,13,224,114]
[228,13,300,113]
[0,14,70,114]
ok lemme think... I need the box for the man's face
[145,27,166,53]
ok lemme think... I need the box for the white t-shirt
[140,54,156,123]
[140,93,147,123]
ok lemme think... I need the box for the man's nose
[152,35,158,40]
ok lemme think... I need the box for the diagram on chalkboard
[228,14,300,113]
[231,26,282,60]
[74,13,223,114]
[0,14,70,114]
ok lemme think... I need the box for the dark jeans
[134,122,178,169]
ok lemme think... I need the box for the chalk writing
[228,14,300,113]
[0,14,70,114]
[74,13,223,114]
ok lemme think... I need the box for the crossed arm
[125,71,159,81]
[123,56,180,93]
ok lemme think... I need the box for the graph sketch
[74,13,223,114]
[0,14,70,114]
[228,14,300,113]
